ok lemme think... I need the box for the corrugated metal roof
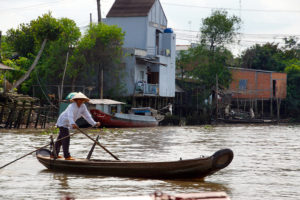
[228,67,285,74]
[0,63,14,70]
[106,0,155,17]
[88,99,125,105]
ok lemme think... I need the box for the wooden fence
[0,94,58,129]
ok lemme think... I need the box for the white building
[105,0,176,100]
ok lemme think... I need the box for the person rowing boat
[53,92,100,160]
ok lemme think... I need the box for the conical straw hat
[70,92,90,102]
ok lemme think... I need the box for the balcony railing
[147,47,157,56]
[147,47,171,57]
[135,82,159,95]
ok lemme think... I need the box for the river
[0,125,299,200]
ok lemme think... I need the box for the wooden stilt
[262,98,264,119]
[35,108,41,129]
[43,107,49,129]
[255,99,258,115]
[5,102,17,129]
[270,98,273,118]
[26,102,34,128]
[0,99,8,124]
[276,98,281,123]
[15,101,26,129]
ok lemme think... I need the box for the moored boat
[36,148,233,180]
[219,118,276,124]
[88,99,162,128]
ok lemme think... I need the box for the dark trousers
[54,127,71,158]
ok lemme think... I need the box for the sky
[1,0,300,56]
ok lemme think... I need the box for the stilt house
[227,67,287,118]
[105,0,176,108]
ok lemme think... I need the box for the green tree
[187,45,232,89]
[176,50,193,80]
[200,10,241,52]
[7,12,61,91]
[69,23,125,97]
[284,61,300,119]
[176,10,240,119]
[5,24,35,57]
[2,57,32,92]
[176,45,233,105]
[36,18,81,91]
[241,43,285,71]
[282,37,300,61]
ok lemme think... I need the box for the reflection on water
[0,125,300,200]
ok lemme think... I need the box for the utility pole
[97,0,101,23]
[96,0,103,98]
[60,51,69,101]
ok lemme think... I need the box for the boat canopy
[88,99,125,105]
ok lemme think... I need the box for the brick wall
[228,68,287,100]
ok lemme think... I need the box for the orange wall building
[228,67,287,100]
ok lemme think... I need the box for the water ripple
[0,125,299,200]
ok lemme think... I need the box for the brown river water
[0,125,299,200]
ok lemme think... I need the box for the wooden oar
[0,131,79,169]
[77,127,120,161]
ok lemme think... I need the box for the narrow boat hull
[36,149,233,180]
[90,109,158,128]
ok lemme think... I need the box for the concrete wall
[105,17,148,50]
[147,0,167,55]
[148,0,167,27]
[157,32,176,97]
[121,49,137,96]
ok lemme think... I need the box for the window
[110,105,117,114]
[239,79,247,90]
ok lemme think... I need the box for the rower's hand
[72,124,79,129]
[95,122,101,127]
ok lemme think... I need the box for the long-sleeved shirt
[56,102,97,129]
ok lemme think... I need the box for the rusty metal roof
[106,0,155,17]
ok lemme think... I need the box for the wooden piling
[262,98,264,119]
[15,101,26,129]
[26,102,34,128]
[42,107,49,129]
[35,107,41,128]
[0,99,8,124]
[276,97,281,123]
[5,101,17,129]
[270,97,273,118]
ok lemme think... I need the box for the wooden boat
[219,118,276,124]
[88,99,163,128]
[36,148,233,180]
